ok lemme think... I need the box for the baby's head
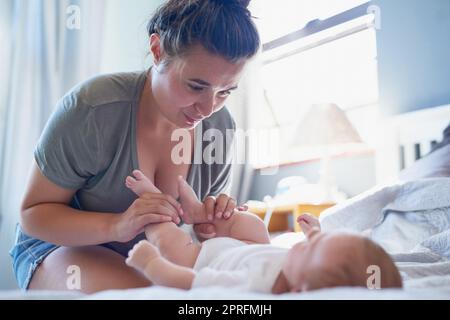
[282,229,403,292]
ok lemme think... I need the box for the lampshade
[292,103,362,147]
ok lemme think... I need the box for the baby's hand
[297,213,321,236]
[126,240,161,273]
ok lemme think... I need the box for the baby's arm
[126,240,195,290]
[297,213,321,238]
[187,208,270,245]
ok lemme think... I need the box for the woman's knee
[28,245,151,293]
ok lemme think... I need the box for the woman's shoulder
[64,71,146,108]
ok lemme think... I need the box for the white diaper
[191,237,288,293]
[193,237,247,271]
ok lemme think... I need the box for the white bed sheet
[2,278,450,300]
[3,178,450,300]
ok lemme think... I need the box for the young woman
[10,0,260,293]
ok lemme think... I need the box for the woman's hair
[147,0,260,63]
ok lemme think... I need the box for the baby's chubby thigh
[158,231,202,269]
[178,241,202,269]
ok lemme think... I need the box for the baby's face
[282,231,370,292]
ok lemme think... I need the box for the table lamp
[291,103,363,202]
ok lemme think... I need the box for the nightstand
[292,203,335,232]
[248,202,335,233]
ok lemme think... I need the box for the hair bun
[237,0,251,8]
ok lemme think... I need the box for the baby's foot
[177,176,204,224]
[297,213,321,236]
[125,169,160,196]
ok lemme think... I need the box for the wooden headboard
[375,104,450,184]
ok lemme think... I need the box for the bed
[375,103,450,184]
[2,105,450,300]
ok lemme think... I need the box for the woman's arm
[20,162,118,246]
[21,162,179,246]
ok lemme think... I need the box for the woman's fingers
[141,192,182,216]
[214,194,230,218]
[223,198,237,219]
[138,213,172,228]
[204,196,216,221]
[216,193,238,219]
[136,199,180,224]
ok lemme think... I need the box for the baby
[124,170,403,293]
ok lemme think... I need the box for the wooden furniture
[248,202,335,233]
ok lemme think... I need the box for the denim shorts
[9,224,60,289]
[9,223,143,289]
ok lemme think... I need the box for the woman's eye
[219,90,231,97]
[188,84,204,92]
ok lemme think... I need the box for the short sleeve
[208,161,233,196]
[34,92,100,190]
[208,113,236,197]
[192,267,249,289]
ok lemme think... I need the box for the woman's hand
[113,193,182,243]
[204,193,239,221]
[194,197,248,241]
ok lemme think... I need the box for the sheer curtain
[0,0,106,289]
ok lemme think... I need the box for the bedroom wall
[373,0,450,115]
[248,153,376,202]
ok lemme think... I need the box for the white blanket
[320,178,450,286]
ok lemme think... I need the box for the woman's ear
[149,33,162,66]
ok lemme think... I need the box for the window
[249,1,379,167]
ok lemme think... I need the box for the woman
[10,0,260,293]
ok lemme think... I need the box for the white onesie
[192,237,288,293]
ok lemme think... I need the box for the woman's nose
[197,93,216,117]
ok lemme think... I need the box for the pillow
[399,144,450,181]
[430,122,450,153]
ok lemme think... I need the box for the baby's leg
[125,169,161,195]
[126,240,196,290]
[125,171,200,267]
[213,211,271,244]
[144,222,201,268]
[127,171,270,246]
[177,177,270,244]
[126,170,204,224]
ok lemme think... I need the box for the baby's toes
[125,176,137,186]
[133,170,146,181]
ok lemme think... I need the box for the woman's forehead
[172,47,246,85]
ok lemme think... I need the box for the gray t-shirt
[34,70,236,255]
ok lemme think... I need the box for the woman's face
[150,42,247,129]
